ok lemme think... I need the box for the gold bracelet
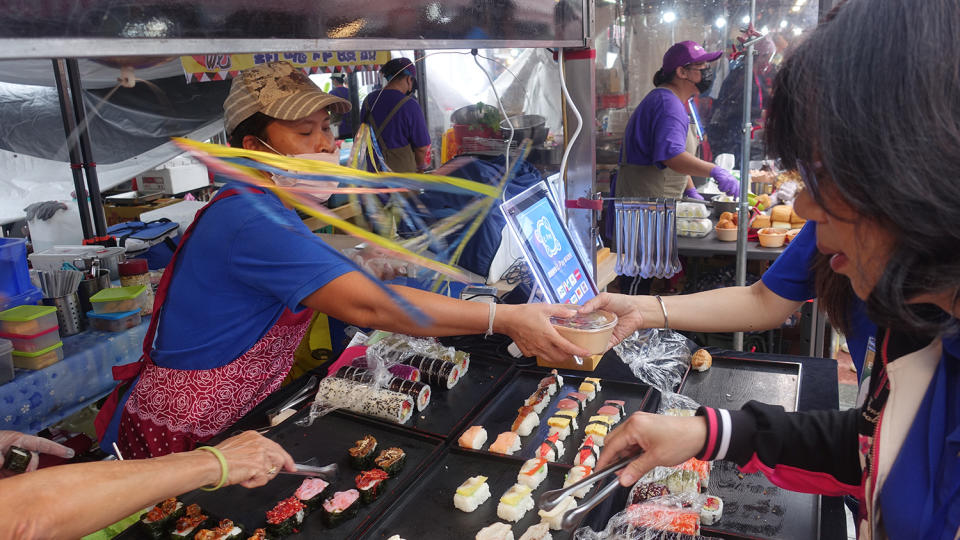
[654,295,669,330]
[196,446,228,491]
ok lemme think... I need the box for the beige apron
[367,94,419,173]
[617,125,697,199]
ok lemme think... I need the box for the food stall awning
[179,50,391,83]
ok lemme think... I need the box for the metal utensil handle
[614,202,624,275]
[561,479,624,531]
[538,454,633,511]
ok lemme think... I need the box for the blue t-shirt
[329,86,353,136]
[621,88,689,169]
[150,183,357,370]
[360,89,431,150]
[761,222,877,374]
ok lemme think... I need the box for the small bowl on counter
[758,228,787,248]
[715,226,738,242]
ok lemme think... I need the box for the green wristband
[196,446,229,491]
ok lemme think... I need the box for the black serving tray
[454,370,653,465]
[680,354,802,412]
[116,410,444,540]
[363,447,573,539]
[702,460,821,540]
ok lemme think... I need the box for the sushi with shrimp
[475,522,515,540]
[563,465,594,498]
[578,378,601,401]
[537,496,577,530]
[553,410,579,430]
[355,468,390,504]
[454,475,492,512]
[489,431,522,455]
[139,498,184,539]
[524,387,551,414]
[168,503,207,539]
[538,370,563,396]
[511,406,539,437]
[193,519,243,540]
[294,477,330,509]
[266,497,306,537]
[518,522,553,540]
[459,425,489,449]
[584,416,612,446]
[497,484,534,522]
[349,435,378,470]
[517,457,548,489]
[374,447,406,477]
[536,433,564,462]
[320,490,360,528]
[575,436,600,468]
[546,416,572,441]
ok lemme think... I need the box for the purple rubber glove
[683,187,704,200]
[711,166,740,198]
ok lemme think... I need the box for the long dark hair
[766,0,960,334]
[652,67,676,87]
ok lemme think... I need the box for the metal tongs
[279,461,338,479]
[538,454,636,531]
[266,375,318,423]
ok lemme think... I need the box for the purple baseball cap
[662,41,723,74]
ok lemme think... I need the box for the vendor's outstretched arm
[0,431,293,540]
[303,272,591,360]
[581,281,803,346]
[662,151,716,178]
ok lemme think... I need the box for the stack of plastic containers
[0,305,63,370]
[0,238,43,310]
[87,285,146,332]
[0,338,13,384]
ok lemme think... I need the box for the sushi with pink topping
[294,477,331,509]
[320,490,360,527]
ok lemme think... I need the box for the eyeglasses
[796,160,824,190]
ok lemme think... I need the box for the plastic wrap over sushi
[572,493,715,540]
[313,377,415,424]
[334,365,432,411]
[366,331,471,379]
[612,329,692,395]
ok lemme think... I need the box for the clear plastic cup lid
[550,311,615,330]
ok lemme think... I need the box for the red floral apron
[95,187,312,458]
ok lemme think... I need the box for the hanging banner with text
[180,51,391,83]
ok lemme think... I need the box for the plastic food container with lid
[0,305,59,335]
[89,285,147,314]
[0,338,13,384]
[0,326,61,353]
[12,341,64,370]
[549,310,618,355]
[87,309,142,332]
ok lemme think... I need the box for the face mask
[258,138,341,202]
[694,68,713,93]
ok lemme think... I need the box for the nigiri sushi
[476,522,515,540]
[584,416,611,446]
[454,475,492,512]
[511,406,539,437]
[497,484,534,522]
[518,522,553,540]
[538,370,563,396]
[319,490,359,528]
[558,393,586,414]
[517,457,548,489]
[537,496,577,530]
[459,426,489,449]
[490,431,522,455]
[537,433,564,462]
[603,400,626,422]
[563,465,594,498]
[578,378,601,401]
[294,477,330,509]
[266,496,306,536]
[553,409,579,430]
[546,415,572,441]
[596,405,623,424]
[575,436,600,467]
[524,387,551,414]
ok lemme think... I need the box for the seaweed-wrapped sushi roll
[374,447,406,477]
[138,498,185,539]
[349,435,378,469]
[169,504,208,539]
[356,468,390,504]
[265,497,305,537]
[294,477,331,509]
[247,529,267,540]
[321,489,361,527]
[193,519,243,540]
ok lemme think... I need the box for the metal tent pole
[733,0,757,352]
[348,70,361,136]
[51,59,94,240]
[414,49,428,130]
[65,58,108,237]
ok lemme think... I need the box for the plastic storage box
[0,326,61,353]
[0,338,13,384]
[87,309,142,332]
[89,286,147,314]
[0,305,59,336]
[0,238,42,310]
[12,341,63,370]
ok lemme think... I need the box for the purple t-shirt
[360,89,431,150]
[329,86,353,136]
[621,88,689,169]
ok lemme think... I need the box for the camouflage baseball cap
[223,61,351,135]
